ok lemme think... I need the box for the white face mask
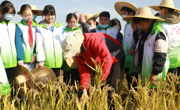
[89,25,94,30]
[122,15,128,21]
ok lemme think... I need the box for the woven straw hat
[85,12,100,22]
[149,0,180,12]
[114,1,137,16]
[17,5,43,16]
[123,7,165,21]
[32,66,56,88]
[61,32,84,58]
[14,66,35,92]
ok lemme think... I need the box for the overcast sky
[5,0,180,33]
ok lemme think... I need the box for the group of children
[0,0,179,105]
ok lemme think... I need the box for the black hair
[66,13,77,22]
[111,18,121,31]
[121,7,135,15]
[1,1,15,14]
[43,5,56,16]
[159,7,174,13]
[96,21,99,26]
[99,11,110,19]
[0,5,4,22]
[20,4,31,14]
[88,17,96,22]
[154,13,160,17]
[133,17,150,24]
[1,0,11,7]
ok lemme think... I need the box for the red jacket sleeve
[75,57,91,90]
[89,37,113,81]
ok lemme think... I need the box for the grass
[1,63,180,110]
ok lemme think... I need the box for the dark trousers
[107,57,125,90]
[51,68,61,77]
[63,69,80,85]
[5,67,16,85]
[168,68,180,76]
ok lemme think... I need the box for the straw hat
[66,57,79,69]
[61,32,84,58]
[123,7,165,21]
[32,66,56,89]
[14,66,35,92]
[85,12,100,22]
[149,0,180,12]
[114,1,138,16]
[17,5,43,16]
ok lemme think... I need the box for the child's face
[87,19,96,28]
[45,12,55,23]
[113,21,120,30]
[7,8,14,14]
[99,17,110,25]
[158,8,165,16]
[21,8,33,22]
[137,19,153,32]
[68,17,77,29]
[121,10,130,16]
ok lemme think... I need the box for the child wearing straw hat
[79,13,100,31]
[17,5,43,23]
[0,1,17,84]
[15,4,38,72]
[114,1,138,74]
[91,11,123,43]
[123,7,170,88]
[36,5,64,77]
[149,0,180,76]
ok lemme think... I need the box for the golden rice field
[1,62,180,110]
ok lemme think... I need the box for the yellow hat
[31,66,56,90]
[85,12,100,22]
[123,7,165,22]
[149,0,180,12]
[114,1,138,16]
[14,66,36,95]
[17,5,43,16]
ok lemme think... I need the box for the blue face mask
[33,15,37,20]
[99,24,109,29]
[4,13,14,21]
[159,14,163,18]
[122,15,127,21]
[22,18,28,22]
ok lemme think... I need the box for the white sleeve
[36,28,45,62]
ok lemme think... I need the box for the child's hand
[31,55,36,63]
[79,14,86,24]
[131,21,138,31]
[18,61,24,69]
[150,74,158,84]
[39,62,44,69]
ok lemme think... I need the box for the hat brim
[149,5,180,12]
[86,12,100,22]
[64,32,84,58]
[14,66,34,89]
[17,9,43,16]
[114,1,138,16]
[123,15,165,22]
[32,66,56,86]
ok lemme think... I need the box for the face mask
[4,13,14,21]
[33,15,37,20]
[122,15,127,21]
[89,25,94,30]
[159,14,163,18]
[22,16,32,22]
[99,24,109,29]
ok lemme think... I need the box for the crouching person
[123,7,170,88]
[62,32,125,108]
